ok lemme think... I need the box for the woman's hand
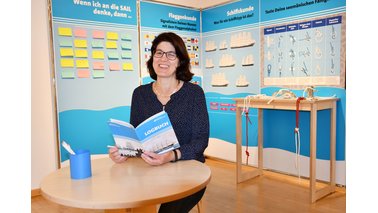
[108,147,128,163]
[141,150,174,166]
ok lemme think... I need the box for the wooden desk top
[233,97,339,111]
[41,157,211,210]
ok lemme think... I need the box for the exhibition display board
[49,0,346,185]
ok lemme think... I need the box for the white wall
[31,0,59,190]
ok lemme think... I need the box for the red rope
[245,110,252,165]
[295,97,306,131]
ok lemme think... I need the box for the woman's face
[153,41,179,79]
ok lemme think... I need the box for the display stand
[233,97,338,203]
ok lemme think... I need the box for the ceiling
[149,0,237,9]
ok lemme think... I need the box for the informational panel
[201,0,260,162]
[139,1,201,85]
[260,0,346,88]
[259,0,346,184]
[51,0,139,162]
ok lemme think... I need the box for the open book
[108,111,180,157]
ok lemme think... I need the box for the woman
[109,32,209,213]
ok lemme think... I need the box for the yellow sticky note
[60,48,74,57]
[60,58,74,67]
[76,59,89,68]
[106,41,117,49]
[74,39,87,48]
[123,62,133,71]
[58,27,72,36]
[107,32,119,40]
[92,50,104,59]
[74,49,88,58]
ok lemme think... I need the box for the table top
[40,157,211,210]
[233,96,339,111]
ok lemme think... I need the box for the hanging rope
[294,97,306,179]
[244,110,252,165]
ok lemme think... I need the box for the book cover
[108,111,180,157]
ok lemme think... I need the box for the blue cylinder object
[69,149,92,179]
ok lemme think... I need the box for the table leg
[330,102,337,188]
[258,109,263,172]
[310,104,317,203]
[105,205,156,213]
[236,107,242,183]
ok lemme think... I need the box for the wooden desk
[233,97,338,203]
[41,158,211,212]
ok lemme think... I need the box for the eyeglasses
[153,50,177,60]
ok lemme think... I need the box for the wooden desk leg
[258,109,263,172]
[105,205,156,213]
[236,107,262,183]
[236,107,242,183]
[310,104,317,203]
[330,102,337,189]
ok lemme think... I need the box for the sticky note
[93,61,104,70]
[109,62,120,71]
[74,49,88,58]
[121,51,132,59]
[74,39,87,48]
[74,28,87,38]
[77,69,90,78]
[58,27,72,36]
[93,30,105,39]
[93,70,105,78]
[92,50,105,59]
[59,39,73,47]
[60,48,74,57]
[107,32,119,40]
[123,62,133,71]
[76,59,89,68]
[107,51,119,60]
[60,58,74,67]
[61,68,75,78]
[121,34,132,41]
[121,42,132,50]
[92,40,104,48]
[106,41,117,49]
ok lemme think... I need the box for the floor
[31,158,346,213]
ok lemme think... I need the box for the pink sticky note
[77,69,90,78]
[93,61,104,70]
[93,30,105,39]
[109,62,121,71]
[74,28,87,38]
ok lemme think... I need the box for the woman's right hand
[108,147,128,163]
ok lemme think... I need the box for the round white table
[41,157,211,212]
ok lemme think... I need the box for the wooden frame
[234,97,338,203]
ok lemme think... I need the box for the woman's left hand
[141,151,173,166]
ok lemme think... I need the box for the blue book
[108,111,180,157]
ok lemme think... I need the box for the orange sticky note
[93,61,104,70]
[109,62,120,71]
[93,30,105,39]
[77,69,90,78]
[74,28,87,38]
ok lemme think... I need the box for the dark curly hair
[147,32,193,81]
